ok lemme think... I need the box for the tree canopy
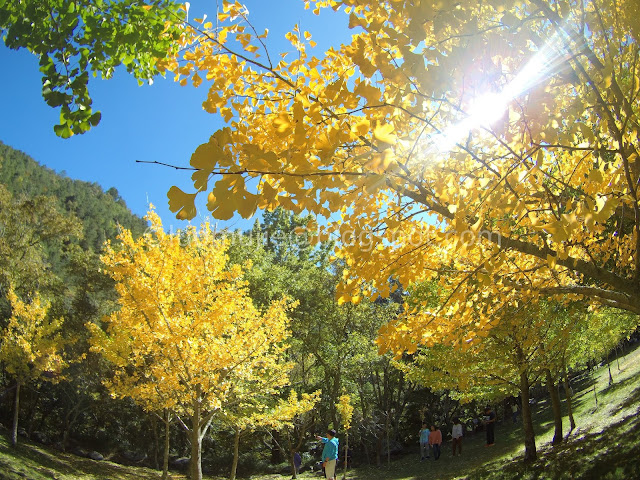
[164,0,640,356]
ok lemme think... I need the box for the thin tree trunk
[342,431,349,480]
[519,372,537,462]
[545,369,563,445]
[593,385,598,407]
[270,430,283,464]
[563,367,576,432]
[11,380,22,446]
[385,414,390,465]
[162,410,171,480]
[190,426,202,480]
[27,387,41,438]
[289,449,297,480]
[230,427,240,480]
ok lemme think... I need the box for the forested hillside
[0,141,146,252]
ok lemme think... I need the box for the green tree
[0,184,81,293]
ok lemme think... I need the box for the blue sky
[0,0,351,232]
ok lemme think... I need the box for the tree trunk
[563,367,576,432]
[385,414,390,465]
[11,380,22,446]
[289,450,297,480]
[190,400,203,480]
[27,387,41,438]
[545,369,563,445]
[230,427,240,480]
[190,425,202,480]
[270,430,283,464]
[342,431,349,480]
[519,372,537,462]
[62,401,84,452]
[162,410,171,480]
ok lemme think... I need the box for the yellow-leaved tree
[221,386,319,480]
[253,390,321,480]
[336,394,354,479]
[0,288,66,446]
[163,0,640,357]
[89,209,293,480]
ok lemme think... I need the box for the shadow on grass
[465,409,640,480]
[0,432,162,480]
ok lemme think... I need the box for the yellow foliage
[336,394,354,430]
[89,209,294,418]
[0,289,66,382]
[166,0,640,355]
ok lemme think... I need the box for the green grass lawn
[2,344,640,480]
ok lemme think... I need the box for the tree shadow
[0,432,162,480]
[465,409,640,480]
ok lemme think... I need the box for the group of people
[419,406,497,462]
[313,405,500,478]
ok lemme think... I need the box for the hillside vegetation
[0,141,146,252]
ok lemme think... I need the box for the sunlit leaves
[0,0,184,136]
[336,394,354,430]
[90,208,294,418]
[0,288,66,382]
[166,0,640,357]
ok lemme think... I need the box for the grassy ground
[2,344,640,480]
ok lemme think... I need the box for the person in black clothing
[484,406,496,446]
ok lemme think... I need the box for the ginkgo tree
[89,209,294,480]
[258,390,321,480]
[164,0,640,356]
[400,298,553,462]
[0,288,66,446]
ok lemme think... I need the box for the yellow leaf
[373,123,396,144]
[167,186,197,220]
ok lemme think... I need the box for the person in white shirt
[451,417,463,456]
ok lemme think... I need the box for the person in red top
[428,424,442,460]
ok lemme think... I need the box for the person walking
[451,417,463,456]
[316,430,339,480]
[419,422,431,460]
[511,402,519,424]
[484,406,496,446]
[293,451,302,476]
[429,424,442,460]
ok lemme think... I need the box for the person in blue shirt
[315,429,339,480]
[419,422,431,460]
